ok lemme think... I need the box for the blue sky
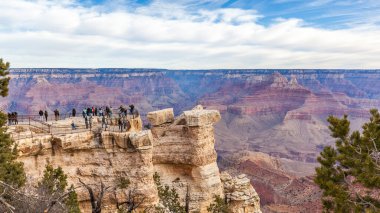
[76,0,380,28]
[0,0,379,68]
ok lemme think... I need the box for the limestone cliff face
[221,172,261,213]
[13,106,261,212]
[15,118,158,212]
[148,106,224,212]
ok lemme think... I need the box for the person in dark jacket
[7,113,11,125]
[44,110,48,122]
[13,112,18,125]
[54,109,59,121]
[129,105,139,119]
[105,106,110,118]
[71,120,77,130]
[72,108,76,117]
[118,117,123,132]
[39,110,44,121]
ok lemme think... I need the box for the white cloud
[0,0,379,69]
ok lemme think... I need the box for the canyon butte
[4,68,380,212]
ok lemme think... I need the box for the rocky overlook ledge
[10,106,261,213]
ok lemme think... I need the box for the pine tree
[66,185,81,213]
[315,110,380,212]
[39,164,68,194]
[38,164,81,212]
[0,58,25,187]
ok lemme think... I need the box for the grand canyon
[4,68,380,212]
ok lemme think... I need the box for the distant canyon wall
[6,68,380,212]
[5,69,380,164]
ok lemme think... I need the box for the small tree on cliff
[66,185,81,213]
[207,195,229,213]
[153,172,186,213]
[37,164,81,212]
[41,165,80,213]
[39,164,68,193]
[315,109,380,212]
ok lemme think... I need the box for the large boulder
[147,108,174,126]
[221,172,262,213]
[129,130,153,149]
[183,109,221,127]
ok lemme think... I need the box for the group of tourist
[78,106,116,118]
[8,104,140,132]
[38,109,60,122]
[72,104,139,131]
[38,110,48,122]
[7,112,18,125]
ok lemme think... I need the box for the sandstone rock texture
[151,106,224,212]
[221,172,261,213]
[15,116,158,212]
[13,107,262,212]
[147,108,174,126]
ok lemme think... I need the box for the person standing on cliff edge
[39,110,43,121]
[118,117,123,132]
[85,116,88,129]
[44,110,48,122]
[72,108,76,117]
[101,115,107,131]
[54,109,59,121]
[89,115,93,130]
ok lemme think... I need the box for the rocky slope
[4,68,380,212]
[217,150,322,212]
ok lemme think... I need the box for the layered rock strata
[221,172,261,213]
[149,105,224,212]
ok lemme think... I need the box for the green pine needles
[207,195,229,213]
[0,58,25,188]
[66,185,81,213]
[315,109,380,212]
[154,172,186,213]
[39,164,68,194]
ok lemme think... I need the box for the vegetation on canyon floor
[315,109,380,212]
